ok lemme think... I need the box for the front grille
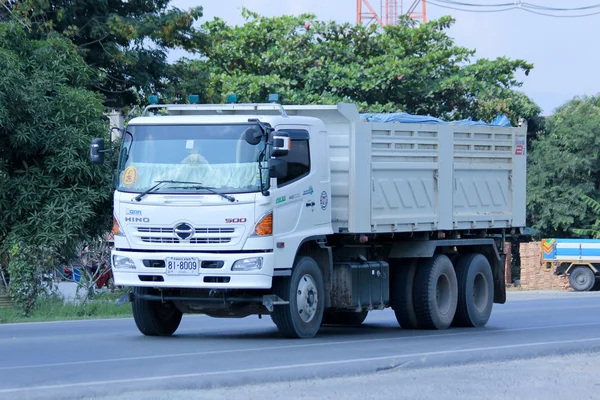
[201,261,224,269]
[137,226,237,246]
[143,260,166,268]
[196,228,234,234]
[141,237,180,244]
[190,238,231,244]
[204,276,231,283]
[138,227,174,233]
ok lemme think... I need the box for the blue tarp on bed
[359,112,511,127]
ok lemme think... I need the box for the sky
[169,0,600,116]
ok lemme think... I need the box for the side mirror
[90,138,106,165]
[269,158,288,179]
[243,127,263,145]
[271,134,290,157]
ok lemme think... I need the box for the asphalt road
[1,290,599,400]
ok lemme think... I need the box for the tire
[391,259,421,329]
[452,254,494,328]
[271,256,325,338]
[132,287,183,336]
[322,310,368,326]
[569,266,595,292]
[413,254,458,330]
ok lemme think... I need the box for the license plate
[165,257,200,275]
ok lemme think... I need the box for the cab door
[271,127,331,268]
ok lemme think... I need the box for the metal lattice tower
[356,0,427,26]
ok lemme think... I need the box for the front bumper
[111,249,274,289]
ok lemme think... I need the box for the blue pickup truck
[543,238,600,291]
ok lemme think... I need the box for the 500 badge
[225,218,247,223]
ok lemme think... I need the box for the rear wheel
[322,310,368,326]
[413,255,458,330]
[271,256,325,338]
[132,287,182,336]
[452,254,494,328]
[569,266,595,292]
[391,259,421,329]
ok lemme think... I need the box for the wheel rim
[574,271,590,286]
[297,274,318,323]
[156,302,177,321]
[436,273,452,315]
[473,272,488,311]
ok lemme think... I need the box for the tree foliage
[5,0,207,108]
[527,95,600,237]
[572,194,600,238]
[184,10,540,129]
[0,23,113,307]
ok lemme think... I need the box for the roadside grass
[0,289,132,324]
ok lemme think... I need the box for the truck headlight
[113,255,136,270]
[231,257,263,272]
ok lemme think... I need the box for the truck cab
[105,113,331,290]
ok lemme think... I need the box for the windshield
[116,124,267,194]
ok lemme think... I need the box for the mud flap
[494,253,507,304]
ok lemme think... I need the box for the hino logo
[125,217,150,223]
[174,223,194,240]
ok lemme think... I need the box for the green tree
[196,10,539,128]
[527,95,600,237]
[0,23,113,311]
[4,0,207,108]
[572,194,600,238]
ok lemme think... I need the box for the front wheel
[271,256,325,338]
[132,287,183,336]
[569,266,596,292]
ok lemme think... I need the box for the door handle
[306,201,315,207]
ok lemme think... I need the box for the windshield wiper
[135,180,236,202]
[166,181,236,202]
[134,180,173,202]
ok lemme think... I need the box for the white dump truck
[90,97,527,338]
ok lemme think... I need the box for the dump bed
[155,102,527,235]
[328,104,527,234]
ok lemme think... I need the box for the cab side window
[277,130,310,187]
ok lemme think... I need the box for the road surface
[0,291,599,400]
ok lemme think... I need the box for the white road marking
[1,336,599,394]
[1,321,599,371]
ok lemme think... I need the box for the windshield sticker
[276,196,286,204]
[289,193,301,200]
[122,166,138,187]
[320,191,328,210]
[186,140,194,149]
[303,186,314,196]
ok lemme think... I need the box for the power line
[525,3,600,11]
[429,0,600,17]
[428,1,517,13]
[521,7,600,18]
[434,0,515,7]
